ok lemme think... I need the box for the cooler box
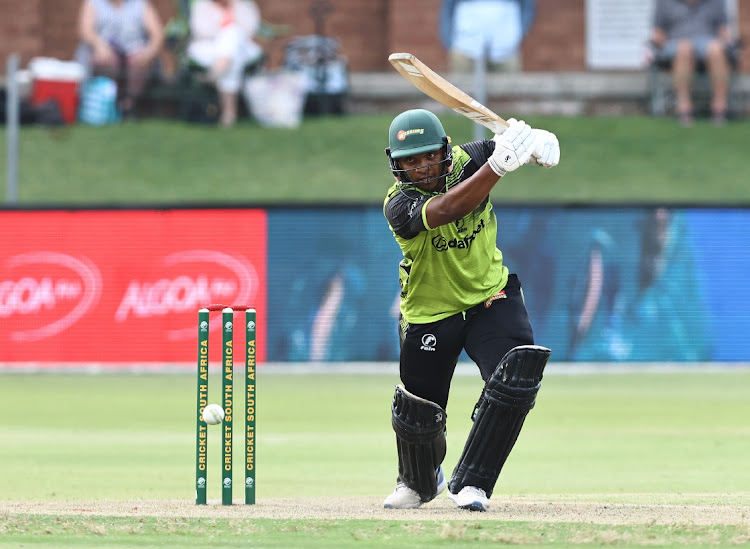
[29,58,86,125]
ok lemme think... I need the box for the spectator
[648,0,737,126]
[439,0,536,73]
[76,0,164,118]
[186,0,264,127]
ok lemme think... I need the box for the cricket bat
[388,52,509,134]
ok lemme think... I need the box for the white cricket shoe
[383,466,446,509]
[447,486,490,512]
[383,483,421,509]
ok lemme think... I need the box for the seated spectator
[76,0,164,118]
[439,0,536,73]
[648,0,737,126]
[186,0,264,127]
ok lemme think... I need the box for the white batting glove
[527,128,560,168]
[487,118,535,177]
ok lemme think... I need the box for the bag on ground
[78,76,120,126]
[243,71,307,128]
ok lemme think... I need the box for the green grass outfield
[1,369,748,547]
[2,114,750,205]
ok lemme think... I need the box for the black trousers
[398,274,534,411]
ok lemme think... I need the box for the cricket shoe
[383,466,447,509]
[447,486,490,512]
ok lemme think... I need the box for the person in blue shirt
[440,0,536,72]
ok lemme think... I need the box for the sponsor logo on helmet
[431,219,485,251]
[484,290,507,308]
[397,128,425,141]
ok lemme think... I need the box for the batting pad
[448,345,551,497]
[391,385,447,502]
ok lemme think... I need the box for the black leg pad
[448,345,551,498]
[391,385,447,502]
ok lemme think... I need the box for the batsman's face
[399,148,446,192]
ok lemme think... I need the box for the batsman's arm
[425,119,536,228]
[425,163,503,228]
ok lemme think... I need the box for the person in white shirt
[187,0,263,127]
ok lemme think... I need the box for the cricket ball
[202,403,225,425]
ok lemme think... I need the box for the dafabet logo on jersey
[432,219,486,251]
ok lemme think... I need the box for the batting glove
[527,129,560,168]
[487,118,535,177]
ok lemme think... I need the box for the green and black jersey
[383,141,509,324]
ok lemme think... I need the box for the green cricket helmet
[385,109,453,184]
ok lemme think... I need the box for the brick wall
[0,0,44,64]
[523,0,586,71]
[1,0,748,73]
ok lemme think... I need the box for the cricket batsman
[382,109,559,511]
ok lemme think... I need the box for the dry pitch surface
[2,495,749,525]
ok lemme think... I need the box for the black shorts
[398,274,534,410]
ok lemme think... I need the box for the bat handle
[487,122,507,135]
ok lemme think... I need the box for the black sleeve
[453,141,494,212]
[384,188,431,240]
[459,140,495,178]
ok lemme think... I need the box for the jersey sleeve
[384,188,432,240]
[459,140,494,177]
